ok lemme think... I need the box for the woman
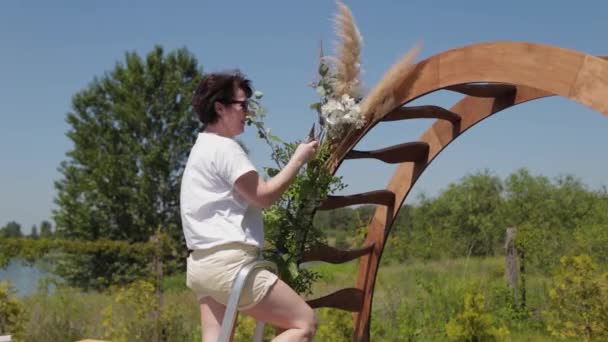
[181,70,319,342]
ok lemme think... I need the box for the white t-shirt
[180,132,264,250]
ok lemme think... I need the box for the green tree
[30,225,39,239]
[39,220,53,238]
[53,45,203,289]
[502,169,602,273]
[402,170,504,259]
[0,221,22,238]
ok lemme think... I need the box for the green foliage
[316,308,353,341]
[573,224,608,265]
[5,256,575,341]
[53,45,203,290]
[393,170,504,260]
[268,144,346,294]
[29,225,38,239]
[445,292,510,342]
[231,315,277,341]
[102,280,158,341]
[250,117,346,294]
[0,221,22,238]
[0,237,152,269]
[102,279,194,341]
[314,206,364,231]
[0,281,27,341]
[503,170,603,273]
[385,168,608,270]
[24,283,97,341]
[39,220,53,238]
[544,254,608,341]
[19,281,200,342]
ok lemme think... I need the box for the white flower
[322,99,344,113]
[315,86,326,97]
[341,94,356,108]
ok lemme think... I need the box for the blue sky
[1,0,608,234]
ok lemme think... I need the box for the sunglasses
[222,99,250,112]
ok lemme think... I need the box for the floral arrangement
[309,0,365,144]
[246,1,420,294]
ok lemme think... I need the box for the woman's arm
[234,140,318,208]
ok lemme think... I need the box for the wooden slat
[300,243,374,264]
[345,142,429,164]
[445,83,516,98]
[307,288,364,312]
[318,190,395,210]
[382,105,461,124]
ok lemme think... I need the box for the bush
[543,254,608,341]
[24,283,97,341]
[0,281,27,341]
[446,292,510,342]
[316,308,352,341]
[102,279,198,341]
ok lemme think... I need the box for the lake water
[0,260,48,297]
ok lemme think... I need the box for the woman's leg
[241,279,317,342]
[199,296,226,342]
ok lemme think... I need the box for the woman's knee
[299,306,318,337]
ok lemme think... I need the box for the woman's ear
[214,101,224,117]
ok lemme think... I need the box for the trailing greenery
[246,58,349,294]
[261,141,346,294]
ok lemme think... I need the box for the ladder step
[300,243,374,264]
[307,288,364,312]
[345,142,429,164]
[318,190,395,210]
[382,105,461,124]
[445,83,516,98]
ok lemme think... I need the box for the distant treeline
[315,168,608,272]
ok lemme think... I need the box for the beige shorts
[186,242,278,310]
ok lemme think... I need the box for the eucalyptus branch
[244,2,364,294]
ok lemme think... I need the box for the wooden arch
[301,41,608,341]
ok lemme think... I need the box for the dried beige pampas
[360,43,421,120]
[333,1,363,98]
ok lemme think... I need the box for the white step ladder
[217,258,278,342]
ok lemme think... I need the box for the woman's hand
[234,139,320,208]
[293,140,319,165]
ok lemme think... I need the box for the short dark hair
[191,70,253,127]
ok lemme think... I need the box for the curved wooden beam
[327,42,608,341]
[351,86,554,341]
[330,42,608,171]
[318,190,395,210]
[382,105,461,124]
[300,243,375,264]
[345,142,429,164]
[444,83,517,98]
[307,288,364,312]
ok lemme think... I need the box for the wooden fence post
[505,227,519,306]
